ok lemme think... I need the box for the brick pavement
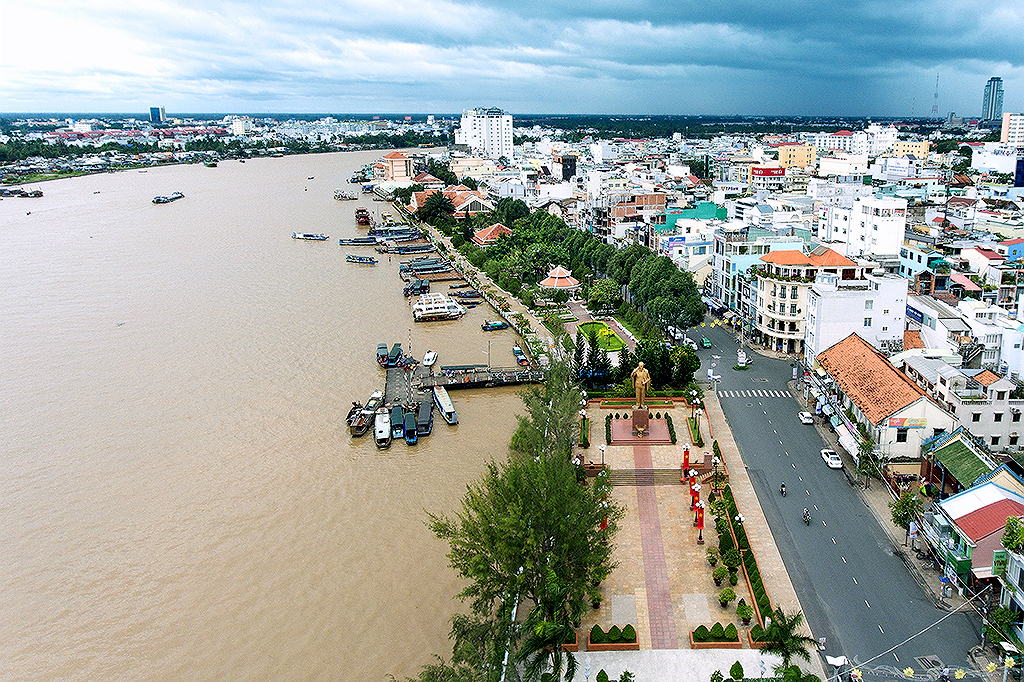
[633,444,679,649]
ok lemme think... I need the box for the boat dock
[418,366,545,390]
[384,365,428,406]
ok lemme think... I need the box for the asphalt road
[693,321,984,679]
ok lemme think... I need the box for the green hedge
[693,622,739,643]
[666,414,676,443]
[692,625,710,642]
[621,624,636,642]
[688,416,705,448]
[580,417,590,448]
[590,624,637,643]
[590,624,605,643]
[605,414,612,444]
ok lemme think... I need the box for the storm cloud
[1,0,1021,115]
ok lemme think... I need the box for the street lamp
[711,456,721,493]
[696,501,706,544]
[692,483,702,521]
[599,443,606,466]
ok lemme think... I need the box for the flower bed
[577,321,626,352]
[587,624,639,651]
[689,623,741,649]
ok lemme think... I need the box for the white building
[805,270,908,365]
[820,195,908,258]
[1001,113,1024,147]
[453,108,513,160]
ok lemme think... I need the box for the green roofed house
[650,202,726,281]
[920,426,999,499]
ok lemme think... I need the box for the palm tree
[516,619,577,682]
[762,607,817,670]
[418,191,455,225]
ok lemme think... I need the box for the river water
[0,151,525,681]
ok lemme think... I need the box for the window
[996,413,1004,422]
[972,413,981,422]
[998,391,1007,400]
[790,304,797,315]
[882,327,888,331]
[864,318,872,326]
[992,436,1001,446]
[883,310,889,314]
[896,428,908,443]
[1011,435,1020,446]
[1014,412,1021,423]
[865,300,874,310]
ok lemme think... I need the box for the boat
[204,160,218,167]
[355,207,372,226]
[292,232,329,240]
[433,386,458,425]
[416,400,433,436]
[334,189,357,200]
[152,191,184,204]
[391,405,406,440]
[374,407,392,449]
[349,390,384,436]
[346,254,378,265]
[482,320,509,331]
[376,343,389,366]
[339,237,378,246]
[403,279,430,297]
[404,412,418,445]
[513,345,529,366]
[423,350,437,367]
[387,343,402,367]
[412,293,466,322]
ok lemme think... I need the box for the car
[821,449,843,469]
[700,337,712,348]
[799,411,814,424]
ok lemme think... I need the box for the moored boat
[374,407,392,449]
[376,343,389,366]
[433,386,458,425]
[339,237,378,246]
[404,412,418,445]
[387,343,402,367]
[513,345,529,366]
[391,405,406,440]
[292,232,329,240]
[412,293,466,322]
[152,191,184,204]
[346,254,378,265]
[416,400,433,436]
[423,350,437,367]
[349,390,384,436]
[482,320,509,331]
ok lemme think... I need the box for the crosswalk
[717,389,791,399]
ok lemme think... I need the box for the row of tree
[418,362,623,681]
[573,330,701,392]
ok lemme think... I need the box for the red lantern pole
[697,504,705,544]
[683,445,690,472]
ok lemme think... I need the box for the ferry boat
[374,407,392,449]
[412,293,466,322]
[334,189,357,200]
[391,405,406,440]
[404,412,418,445]
[349,390,384,436]
[292,232,329,241]
[376,343,389,366]
[423,350,437,367]
[340,237,377,246]
[355,207,372,226]
[481,320,509,331]
[433,386,458,425]
[152,191,184,204]
[346,254,378,265]
[416,400,433,436]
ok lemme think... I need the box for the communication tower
[931,74,940,117]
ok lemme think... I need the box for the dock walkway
[418,366,545,390]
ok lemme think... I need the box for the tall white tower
[453,108,513,160]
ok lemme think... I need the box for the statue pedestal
[632,409,649,438]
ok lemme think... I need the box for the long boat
[374,407,392,449]
[387,343,402,367]
[292,232,329,241]
[433,386,458,425]
[349,390,383,436]
[416,400,433,436]
[346,254,378,265]
[152,191,184,204]
[482,320,509,331]
[391,405,406,440]
[404,412,418,445]
[376,343,389,366]
[340,237,377,246]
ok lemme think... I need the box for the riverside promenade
[573,393,827,682]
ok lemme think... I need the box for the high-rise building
[983,77,1004,122]
[1002,113,1024,147]
[149,106,166,124]
[453,108,513,160]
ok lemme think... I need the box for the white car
[821,449,843,469]
[799,411,814,424]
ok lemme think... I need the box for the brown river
[0,151,525,681]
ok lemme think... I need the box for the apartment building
[777,143,816,169]
[453,108,513,160]
[1002,113,1024,147]
[893,140,931,158]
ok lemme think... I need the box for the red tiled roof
[903,330,924,350]
[383,151,408,159]
[1001,238,1024,246]
[973,248,1003,261]
[760,248,856,268]
[950,273,982,291]
[817,333,929,425]
[974,370,1001,387]
[832,130,854,136]
[956,500,1024,542]
[539,266,580,289]
[473,222,512,244]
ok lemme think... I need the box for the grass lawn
[577,320,626,352]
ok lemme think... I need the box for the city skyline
[1,0,1022,117]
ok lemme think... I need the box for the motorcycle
[803,509,811,525]
[780,483,787,497]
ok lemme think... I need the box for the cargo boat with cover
[433,386,458,425]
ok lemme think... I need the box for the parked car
[821,448,843,469]
[799,411,814,424]
[700,337,712,348]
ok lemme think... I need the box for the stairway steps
[607,468,686,487]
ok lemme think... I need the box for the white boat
[374,407,392,449]
[433,386,458,425]
[423,350,437,367]
[412,293,466,322]
[292,232,329,241]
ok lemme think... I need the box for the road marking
[813,505,818,511]
[822,520,827,527]
[842,556,847,564]
[879,624,885,634]
[865,600,871,608]
[767,419,772,425]
[785,451,790,456]
[893,653,898,662]
[831,537,837,544]
[773,429,777,434]
[853,577,858,584]
[791,463,796,468]
[798,476,803,482]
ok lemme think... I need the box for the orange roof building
[472,222,512,247]
[538,266,580,290]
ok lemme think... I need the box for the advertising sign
[888,417,927,428]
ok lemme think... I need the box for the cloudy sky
[2,0,1022,117]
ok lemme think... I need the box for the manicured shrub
[596,671,609,682]
[723,548,741,571]
[718,531,734,554]
[590,624,606,643]
[750,624,765,641]
[729,572,738,586]
[655,412,661,419]
[607,625,621,642]
[692,625,710,642]
[621,624,637,643]
[709,622,726,640]
[718,588,736,606]
[713,565,728,585]
[730,662,745,681]
[723,624,739,641]
[605,414,612,444]
[666,414,676,443]
[706,547,720,566]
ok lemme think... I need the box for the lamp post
[599,443,606,467]
[696,501,706,544]
[690,389,698,421]
[692,483,702,522]
[711,455,721,493]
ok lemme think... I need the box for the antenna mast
[931,74,940,118]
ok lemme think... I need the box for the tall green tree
[418,191,456,225]
[762,608,817,670]
[889,489,923,544]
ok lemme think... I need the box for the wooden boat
[374,407,392,449]
[376,343,389,366]
[404,412,418,445]
[391,405,406,440]
[482,320,508,331]
[433,386,458,425]
[349,390,383,436]
[513,345,529,366]
[346,254,378,265]
[292,232,329,241]
[416,400,433,436]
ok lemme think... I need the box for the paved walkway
[633,443,678,649]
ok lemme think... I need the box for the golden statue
[631,362,652,409]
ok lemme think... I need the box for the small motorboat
[423,350,437,367]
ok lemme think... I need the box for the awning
[836,425,860,458]
[829,415,841,427]
[821,404,834,416]
[816,367,827,377]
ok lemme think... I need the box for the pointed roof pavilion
[538,265,580,290]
